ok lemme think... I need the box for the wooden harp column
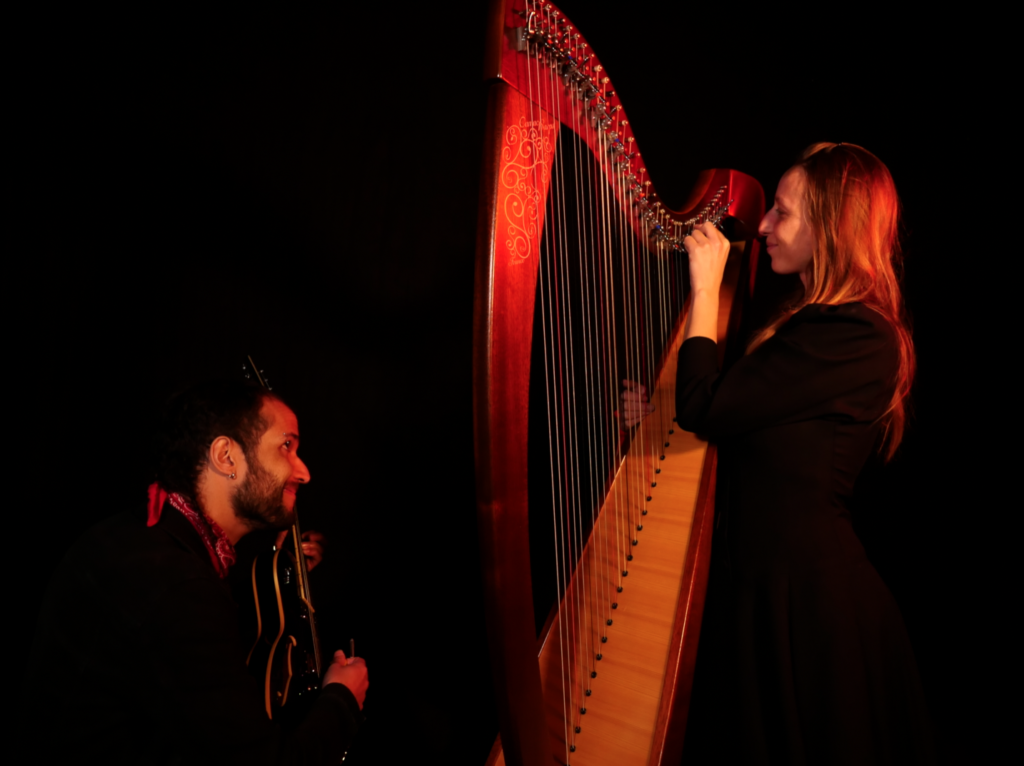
[473,2,765,764]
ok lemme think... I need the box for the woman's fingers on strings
[686,225,725,251]
[624,408,655,427]
[619,380,655,428]
[700,221,730,251]
[622,396,654,411]
[621,379,647,395]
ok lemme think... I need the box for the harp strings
[523,19,569,765]
[564,24,597,723]
[572,30,613,709]
[531,8,571,757]
[526,2,688,758]
[547,27,587,740]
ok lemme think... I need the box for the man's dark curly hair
[153,380,281,500]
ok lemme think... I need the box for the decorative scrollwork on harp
[501,117,557,263]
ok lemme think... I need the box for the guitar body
[246,537,321,721]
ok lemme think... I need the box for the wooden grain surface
[512,242,746,766]
[533,312,710,766]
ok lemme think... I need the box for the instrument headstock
[243,355,272,391]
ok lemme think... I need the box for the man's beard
[231,453,292,531]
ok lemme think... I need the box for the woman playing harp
[674,143,934,764]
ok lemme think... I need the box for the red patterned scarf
[146,482,237,578]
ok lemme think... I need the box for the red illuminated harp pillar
[472,2,765,764]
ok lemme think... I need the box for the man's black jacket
[27,504,359,765]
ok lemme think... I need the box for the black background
[16,3,1001,764]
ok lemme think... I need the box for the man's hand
[274,530,326,571]
[617,379,655,430]
[298,531,325,571]
[324,650,369,709]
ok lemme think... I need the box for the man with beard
[27,381,368,765]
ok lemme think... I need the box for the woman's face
[759,167,815,285]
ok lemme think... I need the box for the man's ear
[208,436,240,479]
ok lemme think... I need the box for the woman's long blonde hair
[747,142,915,460]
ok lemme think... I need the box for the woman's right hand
[684,221,731,297]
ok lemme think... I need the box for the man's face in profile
[231,398,310,530]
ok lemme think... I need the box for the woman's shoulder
[788,302,889,326]
[783,302,895,341]
[774,302,898,368]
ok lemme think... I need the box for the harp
[472,2,765,765]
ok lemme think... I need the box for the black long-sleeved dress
[676,303,933,765]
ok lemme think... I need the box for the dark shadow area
[13,3,1002,764]
[16,6,495,765]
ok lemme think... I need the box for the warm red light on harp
[474,2,764,764]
